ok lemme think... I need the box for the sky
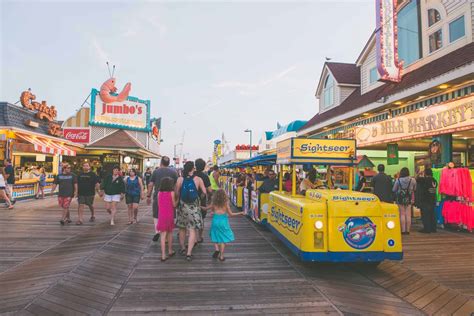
[1,0,375,162]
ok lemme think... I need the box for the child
[157,177,177,262]
[203,189,243,261]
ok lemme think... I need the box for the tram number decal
[270,207,302,235]
[338,217,376,250]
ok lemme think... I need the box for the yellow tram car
[267,138,403,263]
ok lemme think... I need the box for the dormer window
[323,75,334,108]
[428,9,441,27]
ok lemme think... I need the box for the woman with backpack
[175,161,207,261]
[393,167,416,235]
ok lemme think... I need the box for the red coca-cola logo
[63,128,90,143]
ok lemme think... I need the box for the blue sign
[339,217,376,250]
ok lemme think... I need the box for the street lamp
[174,143,183,166]
[244,129,252,158]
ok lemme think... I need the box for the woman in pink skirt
[157,177,177,261]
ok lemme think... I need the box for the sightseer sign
[89,80,151,132]
[356,97,474,146]
[277,138,356,165]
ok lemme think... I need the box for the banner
[387,143,399,165]
[355,97,474,147]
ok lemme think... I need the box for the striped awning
[16,133,76,156]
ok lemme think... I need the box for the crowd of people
[223,163,438,236]
[46,156,242,263]
[363,164,438,235]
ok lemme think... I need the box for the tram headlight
[314,221,323,230]
[387,221,395,229]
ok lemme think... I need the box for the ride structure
[268,137,403,264]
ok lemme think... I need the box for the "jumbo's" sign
[89,88,151,132]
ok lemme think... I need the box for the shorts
[78,195,95,206]
[126,194,140,204]
[153,198,159,219]
[104,194,121,203]
[58,196,73,209]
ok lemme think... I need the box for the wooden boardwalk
[0,197,472,315]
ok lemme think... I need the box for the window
[449,15,465,43]
[429,29,443,53]
[323,75,334,108]
[398,0,421,66]
[428,9,441,27]
[369,67,378,84]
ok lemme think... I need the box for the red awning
[16,133,76,156]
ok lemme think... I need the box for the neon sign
[376,0,402,82]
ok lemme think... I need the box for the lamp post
[244,129,252,158]
[174,143,183,167]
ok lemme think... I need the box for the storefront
[0,93,81,200]
[62,78,160,175]
[297,1,473,231]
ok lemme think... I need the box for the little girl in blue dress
[203,189,243,261]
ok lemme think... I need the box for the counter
[12,178,56,200]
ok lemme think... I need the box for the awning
[16,133,76,156]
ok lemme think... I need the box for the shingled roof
[326,62,361,85]
[0,102,57,135]
[87,129,144,149]
[300,42,474,133]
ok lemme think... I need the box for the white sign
[90,89,151,132]
[376,0,402,82]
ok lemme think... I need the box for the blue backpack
[181,176,199,203]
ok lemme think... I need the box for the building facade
[299,0,474,176]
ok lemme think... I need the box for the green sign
[387,143,399,165]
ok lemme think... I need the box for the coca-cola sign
[89,88,151,132]
[63,128,90,143]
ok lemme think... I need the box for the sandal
[186,255,192,262]
[168,251,176,257]
[89,216,95,222]
[127,221,133,225]
[161,257,167,262]
[219,256,226,262]
[179,249,186,256]
[212,251,220,259]
[66,219,72,224]
[76,221,83,225]
[7,205,14,209]
[59,220,65,225]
